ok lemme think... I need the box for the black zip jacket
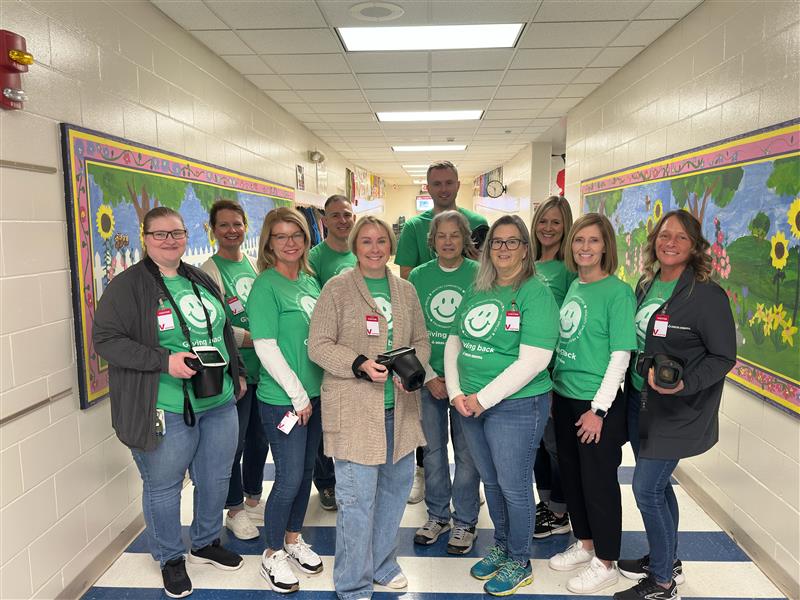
[634,266,736,460]
[93,258,245,451]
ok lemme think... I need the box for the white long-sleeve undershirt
[253,338,310,412]
[591,350,630,413]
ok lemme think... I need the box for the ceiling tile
[205,1,327,28]
[530,117,560,126]
[502,69,580,85]
[484,109,542,119]
[358,72,429,88]
[559,83,599,96]
[365,88,430,102]
[262,53,350,74]
[282,73,358,89]
[431,49,514,71]
[572,67,619,83]
[519,21,627,48]
[221,54,272,74]
[152,1,228,29]
[495,84,564,98]
[348,51,428,73]
[246,74,289,89]
[238,29,340,54]
[323,113,377,123]
[430,1,541,23]
[431,87,496,101]
[590,46,644,67]
[311,102,373,114]
[512,48,600,69]
[372,101,430,112]
[191,30,251,54]
[534,1,649,22]
[298,89,365,102]
[475,119,532,128]
[265,90,303,103]
[543,97,582,112]
[316,0,431,26]
[489,98,549,110]
[281,102,313,114]
[432,71,504,87]
[638,0,702,19]
[612,20,676,46]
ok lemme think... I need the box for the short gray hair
[427,210,475,256]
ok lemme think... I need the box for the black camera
[376,347,426,392]
[635,353,685,389]
[184,346,227,398]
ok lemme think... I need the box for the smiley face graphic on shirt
[235,276,254,303]
[463,303,501,338]
[559,299,586,342]
[298,295,318,321]
[635,302,661,343]
[428,288,463,325]
[374,296,393,330]
[178,292,220,330]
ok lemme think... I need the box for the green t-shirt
[210,254,260,384]
[394,207,488,268]
[408,258,478,376]
[156,275,234,413]
[308,241,356,287]
[365,276,395,409]
[248,269,323,406]
[535,259,577,307]
[453,276,560,399]
[553,275,637,400]
[630,277,680,390]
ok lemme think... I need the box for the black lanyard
[145,257,214,427]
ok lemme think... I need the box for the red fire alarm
[0,30,34,110]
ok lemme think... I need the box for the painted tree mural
[670,168,744,224]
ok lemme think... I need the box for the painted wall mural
[581,120,800,417]
[61,124,293,408]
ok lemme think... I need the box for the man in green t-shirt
[308,195,357,288]
[395,161,488,280]
[307,195,356,510]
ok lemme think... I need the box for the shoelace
[450,527,469,541]
[421,520,443,533]
[496,559,525,581]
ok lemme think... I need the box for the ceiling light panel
[338,24,524,51]
[377,110,483,122]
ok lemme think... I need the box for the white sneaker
[567,556,619,594]
[244,499,266,524]
[408,466,425,504]
[549,540,595,571]
[260,550,299,594]
[225,510,259,540]
[382,571,408,589]
[283,534,323,574]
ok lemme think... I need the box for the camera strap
[145,257,215,427]
[639,385,650,441]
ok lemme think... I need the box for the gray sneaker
[413,519,450,545]
[447,525,477,554]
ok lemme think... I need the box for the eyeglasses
[145,229,187,240]
[271,232,306,244]
[489,237,525,250]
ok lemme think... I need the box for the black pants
[553,391,626,561]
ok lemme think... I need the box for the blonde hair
[256,206,313,274]
[427,210,475,256]
[474,215,535,291]
[640,210,712,287]
[530,196,573,261]
[565,213,618,275]
[348,216,397,256]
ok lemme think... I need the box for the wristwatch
[593,408,608,419]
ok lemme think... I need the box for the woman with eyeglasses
[94,207,246,599]
[201,200,270,541]
[548,213,636,595]
[247,207,324,594]
[445,215,560,596]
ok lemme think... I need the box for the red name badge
[157,308,174,331]
[366,315,380,336]
[653,314,669,337]
[227,296,245,315]
[505,310,520,332]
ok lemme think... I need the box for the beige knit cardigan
[308,266,430,465]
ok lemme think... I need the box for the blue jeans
[313,436,336,492]
[132,399,238,566]
[633,457,680,584]
[226,384,270,509]
[420,387,480,526]
[260,397,322,551]
[460,394,549,564]
[333,409,414,600]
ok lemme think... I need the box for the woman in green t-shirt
[446,215,559,597]
[201,200,269,542]
[247,207,324,594]
[529,195,575,539]
[549,213,636,595]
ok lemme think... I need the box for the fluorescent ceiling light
[402,164,429,168]
[339,24,524,51]
[377,110,483,122]
[393,144,467,152]
[413,179,427,184]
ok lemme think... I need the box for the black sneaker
[618,555,685,585]
[319,487,337,511]
[613,576,679,600]
[533,507,570,538]
[188,539,243,571]
[162,557,192,598]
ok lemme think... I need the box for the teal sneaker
[483,559,533,596]
[470,546,509,580]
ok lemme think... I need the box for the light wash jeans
[460,394,549,564]
[333,409,414,600]
[420,387,480,527]
[131,398,238,566]
[260,396,322,551]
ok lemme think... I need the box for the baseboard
[674,465,799,599]
[59,513,145,600]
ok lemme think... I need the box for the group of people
[93,160,736,600]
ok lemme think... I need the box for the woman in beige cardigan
[308,216,430,600]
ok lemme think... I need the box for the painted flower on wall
[95,204,115,240]
[653,199,663,221]
[788,197,800,239]
[770,231,789,270]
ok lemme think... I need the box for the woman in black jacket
[614,211,736,600]
[94,207,247,599]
